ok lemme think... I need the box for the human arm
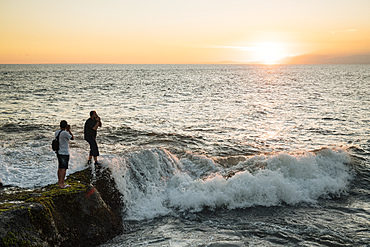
[93,116,102,130]
[66,125,74,140]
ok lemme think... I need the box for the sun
[253,43,287,64]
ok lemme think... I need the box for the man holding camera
[55,120,74,188]
[84,110,102,165]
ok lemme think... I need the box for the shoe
[60,184,71,189]
[87,160,92,165]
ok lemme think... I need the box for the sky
[1,0,370,64]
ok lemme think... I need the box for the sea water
[0,64,369,246]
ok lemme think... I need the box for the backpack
[52,130,63,153]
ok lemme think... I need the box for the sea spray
[166,148,352,212]
[0,140,87,188]
[109,148,181,219]
[108,148,353,220]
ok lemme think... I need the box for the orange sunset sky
[1,0,370,64]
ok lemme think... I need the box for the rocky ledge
[0,165,125,247]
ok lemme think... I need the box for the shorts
[85,137,100,157]
[57,154,69,169]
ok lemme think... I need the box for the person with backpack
[55,120,74,188]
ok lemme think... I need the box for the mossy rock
[0,167,124,247]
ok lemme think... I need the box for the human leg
[87,155,92,165]
[86,137,99,163]
[57,154,70,188]
[58,169,67,187]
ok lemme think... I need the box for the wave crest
[110,148,353,220]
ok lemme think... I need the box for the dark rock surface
[0,165,125,247]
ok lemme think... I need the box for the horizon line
[1,62,370,65]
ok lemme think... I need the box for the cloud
[280,53,370,64]
[330,29,358,34]
[198,44,257,51]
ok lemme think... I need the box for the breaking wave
[108,148,353,220]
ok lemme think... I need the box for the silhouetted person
[84,110,102,165]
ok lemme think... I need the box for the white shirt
[54,130,72,155]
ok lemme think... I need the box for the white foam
[113,148,353,220]
[0,140,88,188]
[167,149,352,212]
[109,148,180,220]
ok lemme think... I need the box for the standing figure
[84,110,102,165]
[55,120,74,188]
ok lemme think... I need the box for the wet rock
[0,203,51,247]
[93,164,125,218]
[0,167,124,247]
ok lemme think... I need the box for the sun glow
[252,43,287,64]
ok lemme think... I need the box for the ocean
[0,64,369,246]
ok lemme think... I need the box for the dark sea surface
[0,64,369,246]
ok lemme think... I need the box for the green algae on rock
[0,166,124,247]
